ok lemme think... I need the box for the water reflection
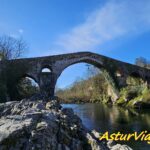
[62,103,150,150]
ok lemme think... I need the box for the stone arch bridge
[0,52,150,101]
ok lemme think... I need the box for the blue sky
[0,0,150,88]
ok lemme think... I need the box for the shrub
[142,89,150,103]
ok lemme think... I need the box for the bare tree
[135,57,150,69]
[0,35,27,60]
[0,35,28,102]
[135,57,147,67]
[86,64,101,78]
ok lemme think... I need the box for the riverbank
[56,71,150,109]
[57,91,150,109]
[62,103,150,150]
[0,98,132,150]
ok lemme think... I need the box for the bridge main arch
[54,53,104,77]
[55,62,101,102]
[53,54,120,101]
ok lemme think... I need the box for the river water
[62,103,150,150]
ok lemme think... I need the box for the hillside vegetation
[56,64,150,109]
[56,73,109,103]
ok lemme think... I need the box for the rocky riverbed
[0,98,132,150]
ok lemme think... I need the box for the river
[62,103,150,150]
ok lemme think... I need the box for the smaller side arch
[130,72,142,78]
[126,71,145,86]
[20,73,39,83]
[8,73,40,101]
[41,65,52,73]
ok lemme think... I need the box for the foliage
[116,75,149,108]
[126,76,144,85]
[56,62,150,107]
[56,56,150,108]
[116,97,126,106]
[17,77,39,99]
[56,66,109,103]
[142,88,150,103]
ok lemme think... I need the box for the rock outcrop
[0,99,132,150]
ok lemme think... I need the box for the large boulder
[0,99,132,150]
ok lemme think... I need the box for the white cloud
[9,34,18,38]
[18,29,24,34]
[0,26,24,38]
[52,0,150,53]
[9,29,24,38]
